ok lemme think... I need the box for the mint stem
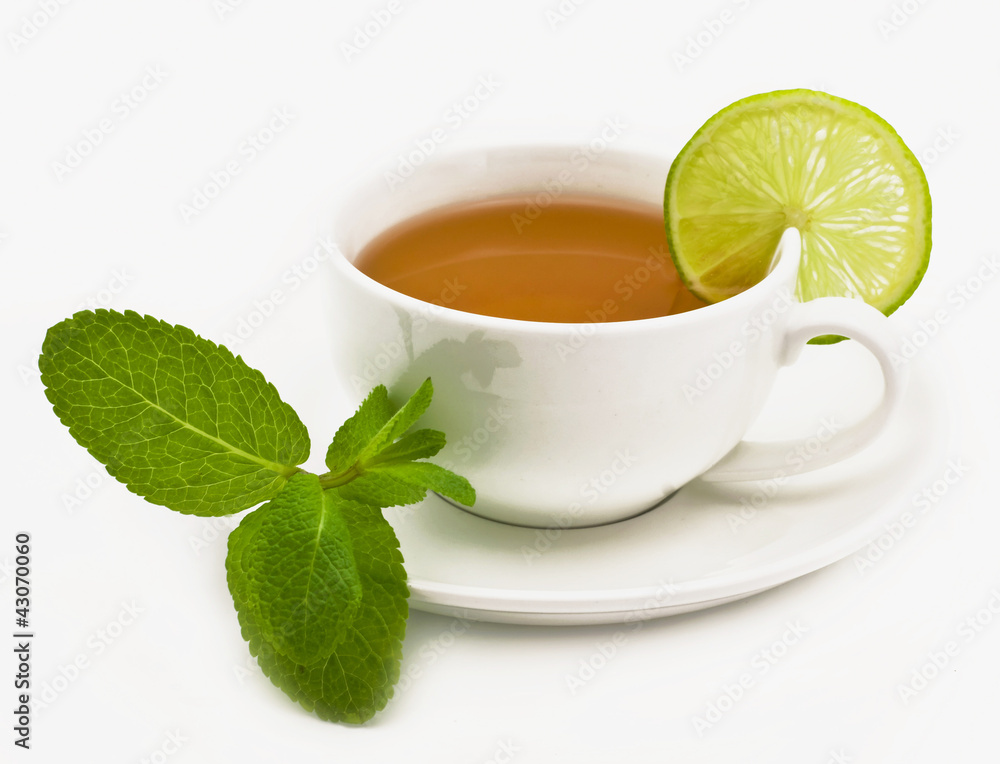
[318,464,363,489]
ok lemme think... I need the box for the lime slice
[664,89,931,314]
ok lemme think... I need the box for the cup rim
[330,143,801,336]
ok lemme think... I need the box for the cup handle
[701,296,908,482]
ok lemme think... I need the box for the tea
[353,195,707,323]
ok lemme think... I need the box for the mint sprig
[39,308,475,723]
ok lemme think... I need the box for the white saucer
[386,341,952,625]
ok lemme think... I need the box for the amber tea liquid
[353,195,707,323]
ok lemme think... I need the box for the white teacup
[327,145,907,528]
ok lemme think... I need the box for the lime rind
[664,89,932,318]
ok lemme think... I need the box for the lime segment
[664,89,931,313]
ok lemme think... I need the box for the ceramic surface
[386,342,947,624]
[329,146,907,527]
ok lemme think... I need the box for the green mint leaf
[229,473,362,665]
[227,494,408,724]
[39,309,310,515]
[324,385,394,473]
[366,428,446,466]
[355,377,434,463]
[227,498,266,635]
[338,461,475,508]
[333,470,429,508]
[321,379,475,509]
[381,461,476,506]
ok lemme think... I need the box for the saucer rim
[395,347,953,624]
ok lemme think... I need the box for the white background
[2,0,999,761]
